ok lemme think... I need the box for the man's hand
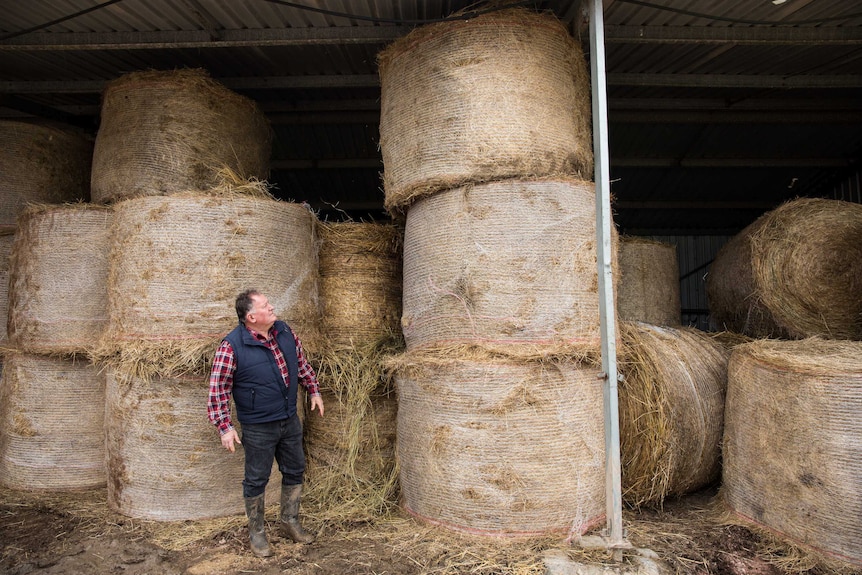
[220,428,242,452]
[310,395,325,416]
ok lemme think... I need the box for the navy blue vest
[224,320,300,425]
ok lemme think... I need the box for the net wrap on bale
[0,352,105,490]
[105,368,278,520]
[707,198,862,340]
[0,230,13,342]
[618,322,729,508]
[91,69,271,203]
[0,119,93,227]
[401,178,616,356]
[618,237,681,326]
[318,222,402,350]
[378,8,593,212]
[98,190,320,378]
[722,338,862,569]
[8,204,112,355]
[392,353,605,536]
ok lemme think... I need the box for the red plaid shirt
[207,324,319,435]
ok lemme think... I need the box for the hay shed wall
[0,120,93,228]
[707,198,862,340]
[618,237,681,326]
[401,178,616,355]
[0,352,105,490]
[7,204,112,355]
[378,8,592,212]
[105,368,278,521]
[318,222,402,350]
[618,322,729,508]
[722,338,862,568]
[91,69,271,204]
[393,354,605,536]
[100,192,320,376]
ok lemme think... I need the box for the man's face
[248,293,277,332]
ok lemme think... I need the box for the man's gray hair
[235,289,261,324]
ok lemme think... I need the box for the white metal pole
[588,0,624,546]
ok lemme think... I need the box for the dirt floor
[0,484,844,575]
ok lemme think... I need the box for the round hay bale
[98,191,320,378]
[401,178,617,356]
[0,229,14,342]
[0,351,106,490]
[0,119,93,227]
[304,350,399,520]
[104,368,278,521]
[723,338,862,569]
[618,322,729,508]
[318,222,403,350]
[392,353,605,536]
[91,69,272,203]
[7,204,113,355]
[378,8,593,212]
[618,237,681,326]
[707,198,862,340]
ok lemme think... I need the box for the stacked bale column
[89,69,317,520]
[378,8,607,536]
[305,222,403,519]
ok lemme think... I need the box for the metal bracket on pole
[587,0,627,555]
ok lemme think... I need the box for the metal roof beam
[612,158,853,168]
[608,73,862,89]
[605,24,862,45]
[0,26,408,50]
[611,109,862,123]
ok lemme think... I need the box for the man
[207,289,324,557]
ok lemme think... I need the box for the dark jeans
[240,415,305,498]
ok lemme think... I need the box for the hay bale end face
[0,352,106,490]
[7,204,113,355]
[91,69,272,203]
[378,8,593,211]
[401,178,616,356]
[723,338,862,569]
[618,322,729,508]
[0,120,93,227]
[105,368,278,521]
[707,198,862,340]
[99,192,320,377]
[618,237,681,326]
[393,354,605,536]
[318,222,403,350]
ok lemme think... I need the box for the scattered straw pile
[617,237,681,326]
[104,367,279,521]
[618,322,729,508]
[0,229,13,342]
[722,338,862,570]
[318,221,403,350]
[390,352,605,536]
[378,8,592,212]
[7,204,112,355]
[401,178,616,356]
[0,119,93,227]
[707,197,862,340]
[304,343,401,522]
[91,68,272,203]
[95,187,320,378]
[0,351,105,490]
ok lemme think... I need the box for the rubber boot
[244,493,272,557]
[280,484,315,544]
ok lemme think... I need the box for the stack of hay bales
[378,8,607,536]
[89,69,313,520]
[0,229,13,344]
[707,197,862,340]
[0,204,111,490]
[723,338,862,571]
[304,221,403,519]
[617,237,681,326]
